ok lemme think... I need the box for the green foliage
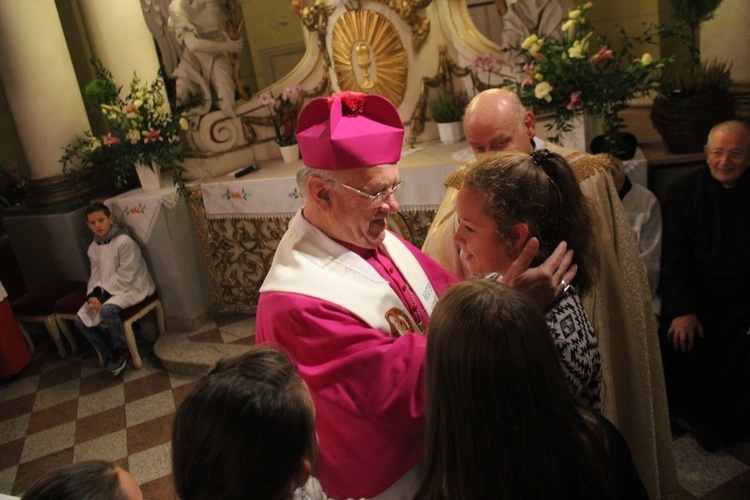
[667,0,723,31]
[258,85,302,147]
[428,89,468,123]
[60,132,122,189]
[659,59,733,97]
[658,0,730,97]
[61,60,197,197]
[83,59,120,111]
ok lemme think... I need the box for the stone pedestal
[3,199,214,331]
[136,200,214,330]
[3,204,92,290]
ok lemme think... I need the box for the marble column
[78,0,163,89]
[0,0,91,206]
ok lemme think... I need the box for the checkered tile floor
[0,348,191,497]
[666,428,750,498]
[1,313,749,498]
[0,313,255,498]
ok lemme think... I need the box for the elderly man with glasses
[256,92,573,499]
[660,120,750,452]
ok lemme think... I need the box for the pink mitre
[296,91,405,170]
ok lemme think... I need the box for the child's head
[172,345,317,500]
[21,460,142,500]
[426,280,565,437]
[85,202,115,239]
[455,150,598,294]
[419,279,592,497]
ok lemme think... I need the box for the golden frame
[331,10,408,106]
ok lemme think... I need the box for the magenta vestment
[0,298,31,378]
[256,230,456,499]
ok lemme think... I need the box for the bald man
[422,89,676,499]
[660,120,750,451]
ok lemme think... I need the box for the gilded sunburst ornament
[332,10,407,107]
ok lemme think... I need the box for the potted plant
[61,61,131,196]
[650,0,734,154]
[259,85,302,163]
[428,89,468,144]
[61,60,195,196]
[501,2,672,157]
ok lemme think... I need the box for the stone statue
[140,0,242,118]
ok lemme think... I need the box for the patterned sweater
[545,287,602,412]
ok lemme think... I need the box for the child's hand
[87,297,102,315]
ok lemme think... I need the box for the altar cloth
[201,141,467,220]
[105,185,179,244]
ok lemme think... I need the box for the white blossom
[522,34,539,51]
[126,129,140,144]
[562,19,577,38]
[535,81,554,102]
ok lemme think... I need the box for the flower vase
[134,161,162,191]
[558,114,602,153]
[280,144,300,164]
[437,121,464,144]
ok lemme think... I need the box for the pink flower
[534,52,548,62]
[103,133,120,146]
[124,104,139,118]
[470,53,500,75]
[567,92,583,110]
[281,84,302,102]
[522,75,535,87]
[144,129,163,143]
[258,92,275,107]
[522,61,536,74]
[589,46,613,65]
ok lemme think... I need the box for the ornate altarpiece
[174,0,504,312]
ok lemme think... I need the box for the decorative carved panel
[332,10,407,106]
[189,189,437,313]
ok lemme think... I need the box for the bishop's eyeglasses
[328,179,404,206]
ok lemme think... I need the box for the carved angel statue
[140,0,242,118]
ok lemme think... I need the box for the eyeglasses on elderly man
[326,178,404,206]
